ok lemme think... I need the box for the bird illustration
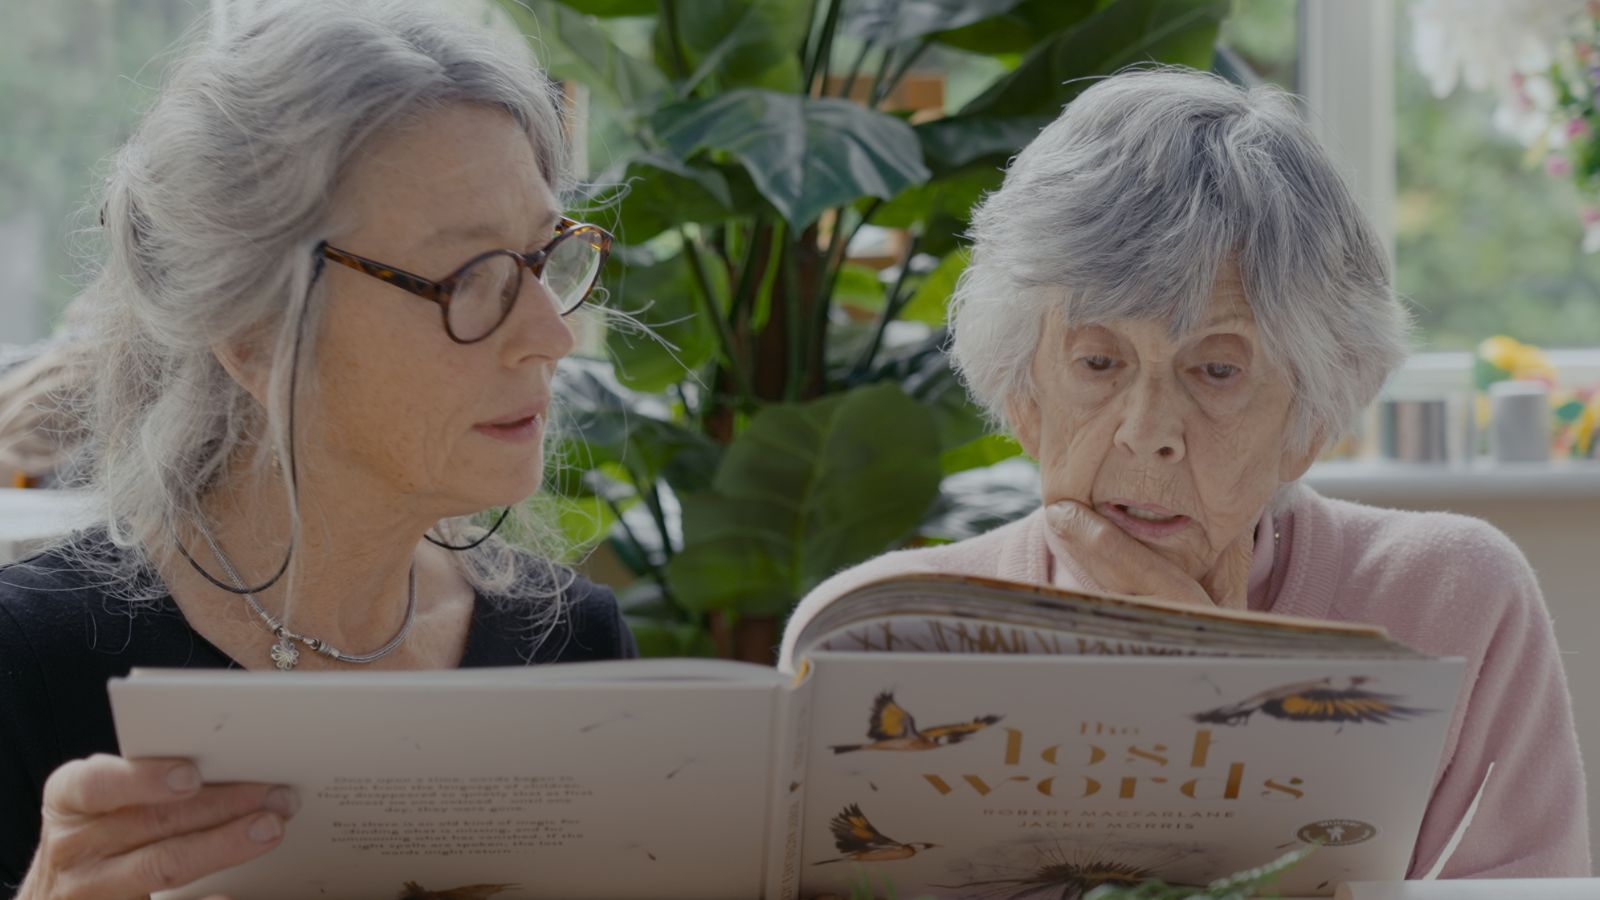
[1193,676,1430,726]
[398,882,518,900]
[812,803,939,864]
[830,691,1002,753]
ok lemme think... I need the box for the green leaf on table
[957,0,1227,119]
[655,0,809,93]
[666,383,942,616]
[843,0,1028,47]
[654,89,931,230]
[602,252,724,392]
[495,0,666,111]
[612,153,733,243]
[899,251,967,326]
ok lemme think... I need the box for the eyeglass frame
[318,216,613,344]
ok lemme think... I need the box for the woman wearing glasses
[0,2,633,897]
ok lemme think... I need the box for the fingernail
[166,764,201,794]
[264,787,300,819]
[248,813,283,844]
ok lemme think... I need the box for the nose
[498,273,577,365]
[1113,373,1185,463]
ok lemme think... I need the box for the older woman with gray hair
[783,68,1589,877]
[0,1,635,896]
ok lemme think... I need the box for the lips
[473,402,548,444]
[1097,499,1191,541]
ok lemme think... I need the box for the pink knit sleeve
[1406,522,1591,878]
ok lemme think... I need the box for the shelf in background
[1306,459,1600,503]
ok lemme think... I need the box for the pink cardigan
[780,485,1592,878]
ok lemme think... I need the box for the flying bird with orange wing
[830,691,1002,753]
[1193,676,1430,726]
[812,803,939,864]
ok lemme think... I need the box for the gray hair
[56,0,578,645]
[948,67,1410,456]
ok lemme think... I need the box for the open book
[110,574,1465,899]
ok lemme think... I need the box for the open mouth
[1114,503,1183,524]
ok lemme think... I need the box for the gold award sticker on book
[1296,819,1378,847]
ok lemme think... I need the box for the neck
[178,452,443,652]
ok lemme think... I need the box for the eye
[1200,362,1241,381]
[1080,355,1116,372]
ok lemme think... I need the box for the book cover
[108,575,1466,899]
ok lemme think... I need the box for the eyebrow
[427,213,562,248]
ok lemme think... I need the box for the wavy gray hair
[59,0,578,636]
[949,67,1409,457]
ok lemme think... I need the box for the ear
[1005,390,1043,459]
[1278,427,1325,483]
[211,340,269,406]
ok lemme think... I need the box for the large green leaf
[666,383,942,616]
[957,0,1228,119]
[553,364,722,494]
[899,250,966,326]
[656,0,809,93]
[547,0,657,16]
[932,0,1099,54]
[843,0,1029,46]
[914,115,1053,175]
[496,0,667,111]
[612,152,733,243]
[654,89,931,229]
[869,164,1003,229]
[602,252,724,392]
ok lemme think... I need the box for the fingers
[43,755,201,819]
[84,809,286,899]
[98,782,300,856]
[1045,501,1214,607]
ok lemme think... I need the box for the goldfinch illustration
[812,803,939,864]
[830,691,1002,753]
[1193,676,1429,726]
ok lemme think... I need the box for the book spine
[760,676,813,900]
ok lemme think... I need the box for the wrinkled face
[1009,262,1317,579]
[305,103,574,517]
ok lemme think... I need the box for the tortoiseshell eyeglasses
[320,216,612,344]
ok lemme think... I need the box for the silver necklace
[196,522,417,671]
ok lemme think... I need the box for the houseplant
[495,0,1231,659]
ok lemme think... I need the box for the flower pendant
[270,637,300,671]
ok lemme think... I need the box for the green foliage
[1393,7,1600,349]
[505,0,1227,656]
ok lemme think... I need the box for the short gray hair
[60,0,574,629]
[948,67,1409,454]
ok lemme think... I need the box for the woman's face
[304,103,574,518]
[1010,262,1317,580]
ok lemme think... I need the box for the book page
[797,652,1464,899]
[111,660,788,900]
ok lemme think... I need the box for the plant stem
[680,227,755,407]
[852,230,922,378]
[838,39,873,101]
[780,233,806,402]
[803,0,844,94]
[660,0,692,84]
[865,46,896,108]
[728,216,769,329]
[602,493,678,608]
[643,478,675,558]
[874,38,931,107]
